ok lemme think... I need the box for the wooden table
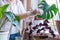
[32,34,59,40]
[23,32,59,40]
[33,36,58,40]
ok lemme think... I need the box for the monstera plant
[37,0,58,20]
[32,0,58,39]
[0,4,20,30]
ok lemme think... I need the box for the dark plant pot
[56,20,60,34]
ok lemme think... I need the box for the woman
[0,0,39,40]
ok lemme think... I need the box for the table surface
[32,33,60,40]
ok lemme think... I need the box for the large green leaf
[0,4,9,19]
[38,0,58,20]
[50,10,54,18]
[37,15,42,18]
[42,12,47,19]
[4,12,20,27]
[50,4,58,15]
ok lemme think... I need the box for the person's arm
[19,13,31,20]
[17,1,40,20]
[19,10,38,20]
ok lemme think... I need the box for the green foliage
[37,15,42,18]
[0,4,9,19]
[38,0,58,20]
[5,12,20,27]
[0,4,20,30]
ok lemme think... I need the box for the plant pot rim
[55,20,60,21]
[0,31,9,34]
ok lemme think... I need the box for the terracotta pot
[56,20,60,34]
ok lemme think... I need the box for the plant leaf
[42,12,46,19]
[4,12,20,27]
[46,11,50,19]
[51,4,58,15]
[37,15,42,18]
[50,10,54,18]
[38,0,58,20]
[0,4,9,19]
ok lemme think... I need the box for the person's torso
[0,0,26,34]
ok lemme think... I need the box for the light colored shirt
[0,0,26,34]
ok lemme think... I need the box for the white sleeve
[17,0,26,14]
[0,0,5,6]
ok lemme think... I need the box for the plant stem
[52,18,56,31]
[0,16,8,30]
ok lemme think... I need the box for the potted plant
[34,0,58,28]
[24,0,58,40]
[38,0,60,35]
[35,0,58,39]
[35,0,58,33]
[0,4,20,40]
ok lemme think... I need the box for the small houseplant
[34,0,58,34]
[35,0,58,39]
[24,0,58,40]
[0,4,20,40]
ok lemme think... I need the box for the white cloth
[0,0,26,34]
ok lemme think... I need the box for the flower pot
[56,20,60,34]
[0,31,9,40]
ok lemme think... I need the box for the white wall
[23,0,27,10]
[31,0,39,10]
[21,0,39,11]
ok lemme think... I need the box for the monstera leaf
[0,4,9,19]
[38,0,58,20]
[5,12,20,27]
